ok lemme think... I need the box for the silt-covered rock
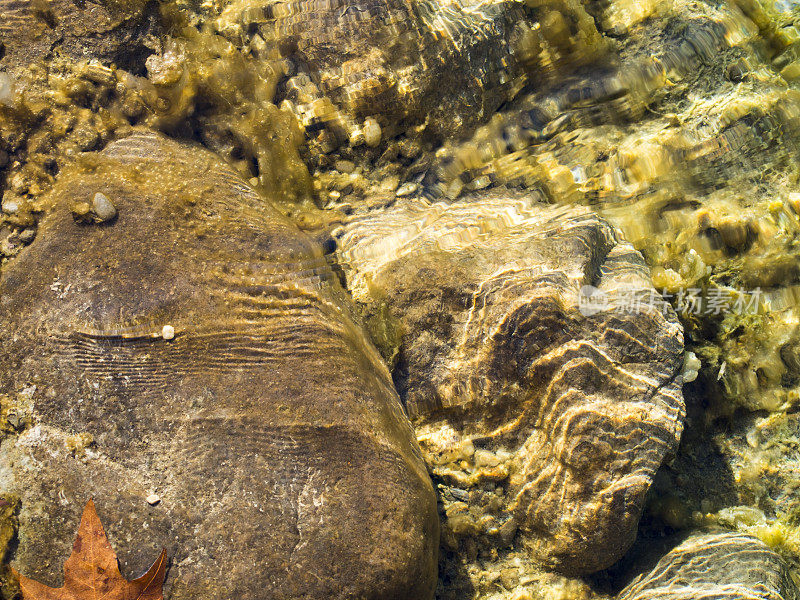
[0,131,438,599]
[0,0,157,69]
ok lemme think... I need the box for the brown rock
[617,531,800,600]
[0,0,156,69]
[224,0,604,143]
[336,191,685,574]
[0,131,438,599]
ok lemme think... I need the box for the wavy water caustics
[618,531,800,600]
[336,191,685,574]
[5,0,800,598]
[420,0,800,416]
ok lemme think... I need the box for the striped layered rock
[425,0,800,416]
[0,131,438,599]
[617,531,800,600]
[336,190,685,574]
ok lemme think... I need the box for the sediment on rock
[0,0,158,69]
[0,130,438,600]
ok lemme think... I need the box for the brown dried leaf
[11,500,166,600]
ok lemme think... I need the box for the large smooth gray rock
[336,191,685,574]
[0,131,438,600]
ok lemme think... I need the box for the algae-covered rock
[0,495,19,600]
[0,0,157,69]
[211,0,605,149]
[656,409,800,575]
[0,131,438,599]
[617,531,800,600]
[0,0,162,234]
[0,3,311,240]
[336,190,685,575]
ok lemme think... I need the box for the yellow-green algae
[429,0,800,421]
[0,0,313,264]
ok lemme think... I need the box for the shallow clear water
[3,0,800,598]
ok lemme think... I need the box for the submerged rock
[430,0,800,416]
[212,0,605,147]
[0,0,157,69]
[90,192,117,222]
[336,191,685,575]
[617,531,800,600]
[0,495,19,599]
[0,131,438,599]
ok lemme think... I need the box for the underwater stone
[426,0,800,415]
[1,197,18,215]
[17,229,35,244]
[91,192,117,223]
[336,190,685,574]
[0,73,14,107]
[0,131,438,599]
[363,118,382,148]
[0,0,155,69]
[217,0,604,145]
[617,531,800,600]
[0,495,19,599]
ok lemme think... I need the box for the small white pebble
[2,199,19,214]
[92,192,117,222]
[161,325,175,340]
[146,494,161,506]
[0,73,15,107]
[396,182,418,197]
[363,117,382,148]
[682,351,701,383]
